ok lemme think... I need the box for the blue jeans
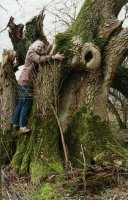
[12,85,33,127]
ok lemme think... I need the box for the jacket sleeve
[29,51,52,63]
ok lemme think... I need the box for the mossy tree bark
[0,50,17,165]
[1,0,128,183]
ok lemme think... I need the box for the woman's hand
[52,53,65,61]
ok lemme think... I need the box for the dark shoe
[13,124,20,130]
[19,127,31,133]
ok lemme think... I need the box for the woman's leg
[12,98,23,125]
[12,85,24,126]
[19,86,33,127]
[19,97,33,127]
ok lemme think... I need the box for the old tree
[1,0,128,187]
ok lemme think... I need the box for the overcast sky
[0,0,127,61]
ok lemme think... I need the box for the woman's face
[35,43,45,54]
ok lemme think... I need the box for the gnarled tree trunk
[1,0,128,185]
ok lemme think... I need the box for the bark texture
[0,50,17,131]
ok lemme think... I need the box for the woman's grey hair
[29,40,44,50]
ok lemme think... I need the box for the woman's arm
[29,51,52,63]
[28,50,65,63]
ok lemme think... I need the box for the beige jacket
[18,48,52,85]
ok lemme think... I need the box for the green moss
[39,183,60,200]
[55,31,73,55]
[30,157,63,183]
[31,116,59,154]
[70,0,108,47]
[50,162,64,174]
[72,0,94,43]
[55,31,74,75]
[30,163,49,183]
[27,183,60,200]
[30,161,64,183]
[19,134,34,175]
[66,108,127,170]
[10,135,30,171]
[28,115,64,183]
[94,37,107,49]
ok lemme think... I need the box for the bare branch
[0,5,8,12]
[0,26,8,34]
[113,0,128,17]
[108,98,126,129]
[104,27,128,81]
[46,8,72,28]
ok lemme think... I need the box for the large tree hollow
[84,51,93,62]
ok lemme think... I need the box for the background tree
[0,0,128,190]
